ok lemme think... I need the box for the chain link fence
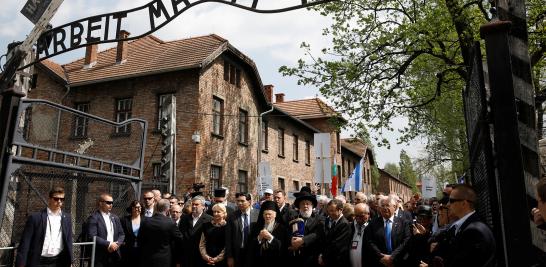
[0,99,147,266]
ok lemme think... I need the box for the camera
[192,183,205,192]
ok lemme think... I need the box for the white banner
[314,133,331,184]
[421,175,437,199]
[257,161,273,195]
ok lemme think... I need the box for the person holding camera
[404,205,434,266]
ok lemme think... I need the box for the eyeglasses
[448,198,466,204]
[101,200,114,205]
[52,197,65,202]
[133,206,141,209]
[144,197,153,200]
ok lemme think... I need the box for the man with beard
[288,190,325,267]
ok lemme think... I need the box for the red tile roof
[40,34,228,86]
[274,98,339,119]
[341,138,375,165]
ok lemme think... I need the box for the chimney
[275,93,285,103]
[84,43,98,68]
[263,84,274,102]
[116,30,130,64]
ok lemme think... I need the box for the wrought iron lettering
[26,0,336,68]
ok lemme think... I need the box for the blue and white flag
[342,157,365,192]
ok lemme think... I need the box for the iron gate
[0,98,147,266]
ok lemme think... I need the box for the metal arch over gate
[28,0,337,67]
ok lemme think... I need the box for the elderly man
[170,204,183,227]
[350,203,371,267]
[138,199,183,267]
[354,192,368,204]
[86,193,125,267]
[442,184,495,266]
[179,195,212,267]
[365,195,410,267]
[288,190,325,266]
[16,187,73,267]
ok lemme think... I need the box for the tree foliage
[383,162,400,178]
[280,0,545,175]
[399,150,418,192]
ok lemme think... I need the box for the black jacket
[364,216,411,267]
[15,209,73,267]
[179,212,212,267]
[322,216,351,267]
[225,209,259,267]
[138,213,183,267]
[443,212,496,267]
[85,210,125,263]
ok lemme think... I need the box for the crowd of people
[15,182,505,267]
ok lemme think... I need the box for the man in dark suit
[365,195,411,267]
[319,199,351,267]
[179,194,212,267]
[138,199,183,267]
[442,184,495,266]
[288,190,325,267]
[226,192,259,267]
[142,191,156,218]
[16,187,73,267]
[86,193,125,267]
[273,189,297,226]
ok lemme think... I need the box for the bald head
[355,192,367,204]
[354,203,370,224]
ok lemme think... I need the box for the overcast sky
[0,0,425,167]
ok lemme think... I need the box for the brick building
[377,168,413,202]
[25,33,377,200]
[29,34,270,198]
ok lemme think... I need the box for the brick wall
[261,114,315,200]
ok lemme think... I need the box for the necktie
[243,213,249,244]
[385,219,392,254]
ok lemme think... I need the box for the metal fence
[0,98,147,265]
[0,237,96,267]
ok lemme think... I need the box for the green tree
[399,150,418,192]
[280,0,545,176]
[383,162,400,178]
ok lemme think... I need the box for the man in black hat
[288,189,325,266]
[207,187,236,216]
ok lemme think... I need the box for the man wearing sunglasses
[16,187,73,267]
[442,184,495,267]
[86,193,125,267]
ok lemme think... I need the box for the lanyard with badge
[352,224,363,250]
[47,215,63,254]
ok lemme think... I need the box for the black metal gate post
[0,87,25,224]
[480,20,537,265]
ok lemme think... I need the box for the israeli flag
[341,157,365,192]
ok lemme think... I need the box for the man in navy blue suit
[442,184,495,266]
[365,195,411,267]
[86,193,125,267]
[16,187,73,267]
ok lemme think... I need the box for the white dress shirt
[452,210,475,235]
[101,211,114,243]
[192,212,202,227]
[41,208,64,257]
